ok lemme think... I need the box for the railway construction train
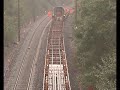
[43,6,71,90]
[52,6,69,21]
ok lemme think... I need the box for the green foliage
[75,0,116,89]
[93,51,116,90]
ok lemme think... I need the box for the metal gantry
[43,20,71,90]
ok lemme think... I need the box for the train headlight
[52,14,55,18]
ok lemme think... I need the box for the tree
[75,0,116,89]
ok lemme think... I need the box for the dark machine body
[52,6,66,21]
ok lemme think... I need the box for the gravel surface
[4,13,79,90]
[4,15,51,90]
[4,15,47,76]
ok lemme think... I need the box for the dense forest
[74,0,116,89]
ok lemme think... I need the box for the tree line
[74,0,116,89]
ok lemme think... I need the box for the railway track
[4,15,48,69]
[4,15,51,90]
[26,20,52,90]
[4,15,48,81]
[43,19,71,90]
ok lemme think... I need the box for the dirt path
[63,15,80,90]
[4,15,51,90]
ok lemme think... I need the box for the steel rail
[26,19,52,90]
[4,15,48,83]
[6,16,49,90]
[43,19,71,90]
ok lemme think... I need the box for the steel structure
[43,20,71,90]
